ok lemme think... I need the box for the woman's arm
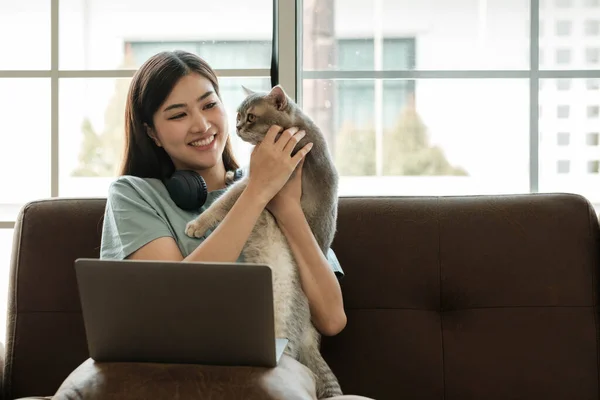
[129,183,268,263]
[275,205,347,336]
[129,125,312,263]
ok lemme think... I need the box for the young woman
[100,49,346,338]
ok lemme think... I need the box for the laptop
[74,258,288,368]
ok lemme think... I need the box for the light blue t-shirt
[100,175,344,279]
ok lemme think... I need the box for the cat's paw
[185,218,210,238]
[224,170,235,185]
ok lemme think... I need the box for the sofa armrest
[0,341,50,400]
[0,340,4,400]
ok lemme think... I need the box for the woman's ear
[145,123,162,147]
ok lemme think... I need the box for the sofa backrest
[320,194,600,400]
[3,194,600,400]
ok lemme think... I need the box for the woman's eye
[204,102,217,110]
[169,113,185,120]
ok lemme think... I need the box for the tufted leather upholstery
[3,193,600,399]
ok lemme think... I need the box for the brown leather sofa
[2,193,600,399]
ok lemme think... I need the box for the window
[556,79,572,90]
[587,132,599,145]
[557,105,570,118]
[557,132,570,145]
[128,41,271,71]
[587,79,600,90]
[301,0,530,195]
[556,20,572,36]
[298,1,600,204]
[557,160,571,173]
[587,105,600,118]
[51,0,273,201]
[588,160,600,173]
[555,0,573,7]
[585,20,600,35]
[0,1,50,69]
[555,48,571,64]
[585,47,600,64]
[335,39,416,134]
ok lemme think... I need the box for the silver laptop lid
[74,258,282,367]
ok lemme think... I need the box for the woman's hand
[266,157,305,220]
[246,125,311,206]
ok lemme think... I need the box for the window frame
[0,0,295,228]
[4,0,600,228]
[297,0,600,197]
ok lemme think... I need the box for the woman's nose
[191,110,210,133]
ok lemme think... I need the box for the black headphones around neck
[164,168,244,211]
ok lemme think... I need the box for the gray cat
[185,84,342,398]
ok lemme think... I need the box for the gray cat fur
[185,84,342,398]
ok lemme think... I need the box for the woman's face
[148,73,229,172]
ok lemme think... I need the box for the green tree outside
[335,97,468,176]
[72,48,466,179]
[334,122,377,176]
[71,50,134,177]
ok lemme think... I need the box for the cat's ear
[268,84,288,111]
[241,85,255,96]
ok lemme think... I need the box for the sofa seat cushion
[52,355,318,400]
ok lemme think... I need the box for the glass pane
[59,77,271,197]
[59,0,272,70]
[59,78,130,197]
[0,79,51,221]
[0,229,13,341]
[0,1,50,70]
[539,3,600,70]
[539,78,600,210]
[219,78,273,168]
[302,78,529,195]
[302,0,529,71]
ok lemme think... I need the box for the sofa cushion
[52,355,317,400]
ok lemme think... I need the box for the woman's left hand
[266,157,305,220]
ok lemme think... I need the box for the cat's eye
[247,113,256,123]
[236,112,241,122]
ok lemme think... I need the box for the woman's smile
[188,133,217,151]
